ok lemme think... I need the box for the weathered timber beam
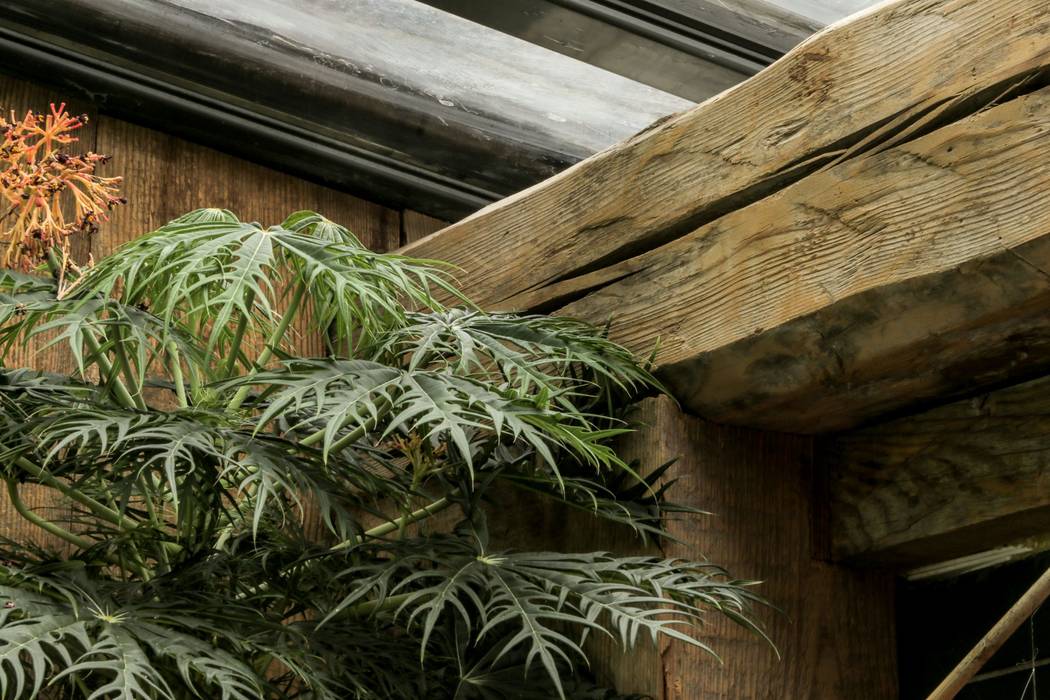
[403,0,1050,310]
[825,375,1050,568]
[558,86,1050,432]
[402,0,1050,432]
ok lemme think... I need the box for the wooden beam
[562,86,1050,432]
[826,374,1050,568]
[403,0,1050,310]
[404,0,1050,432]
[1,0,692,220]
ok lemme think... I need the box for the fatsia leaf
[59,625,173,700]
[371,310,662,407]
[71,209,458,364]
[331,536,766,700]
[230,359,630,481]
[133,622,262,700]
[0,613,89,698]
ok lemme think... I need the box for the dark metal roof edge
[0,24,500,221]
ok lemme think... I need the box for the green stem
[227,283,307,412]
[16,457,124,526]
[166,342,189,408]
[43,250,140,411]
[111,333,147,410]
[82,332,139,411]
[224,292,254,378]
[5,479,92,550]
[300,395,393,452]
[331,495,454,552]
[139,475,171,571]
[14,458,182,556]
[345,592,413,618]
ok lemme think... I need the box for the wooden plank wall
[491,398,898,699]
[0,71,446,546]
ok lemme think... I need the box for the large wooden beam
[404,0,1050,308]
[562,86,1050,432]
[403,0,1050,433]
[826,374,1050,568]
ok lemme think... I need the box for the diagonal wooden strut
[927,567,1050,700]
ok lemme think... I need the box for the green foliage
[0,210,767,698]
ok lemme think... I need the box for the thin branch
[331,495,455,552]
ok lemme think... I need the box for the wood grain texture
[492,397,897,698]
[400,209,448,247]
[403,0,1050,314]
[552,85,1050,433]
[826,374,1050,567]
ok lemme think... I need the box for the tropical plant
[0,202,767,698]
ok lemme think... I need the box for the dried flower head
[0,103,125,271]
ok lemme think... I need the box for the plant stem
[300,394,393,454]
[110,332,147,410]
[139,475,171,571]
[42,250,140,410]
[227,283,306,412]
[345,592,413,617]
[16,457,124,525]
[330,495,454,552]
[82,332,139,411]
[14,457,182,557]
[224,291,254,378]
[5,479,92,550]
[167,341,189,408]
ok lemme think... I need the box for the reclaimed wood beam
[404,0,1050,308]
[403,0,1050,433]
[825,375,1050,568]
[562,86,1050,432]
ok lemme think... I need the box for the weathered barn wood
[826,374,1050,568]
[404,0,1050,433]
[493,397,898,698]
[400,210,448,247]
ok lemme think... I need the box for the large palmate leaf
[226,359,630,480]
[329,532,767,699]
[24,404,403,543]
[69,209,459,361]
[371,310,661,407]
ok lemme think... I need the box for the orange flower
[0,103,125,272]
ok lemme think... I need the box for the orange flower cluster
[0,103,125,271]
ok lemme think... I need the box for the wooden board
[492,397,898,698]
[403,0,1050,313]
[826,373,1050,568]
